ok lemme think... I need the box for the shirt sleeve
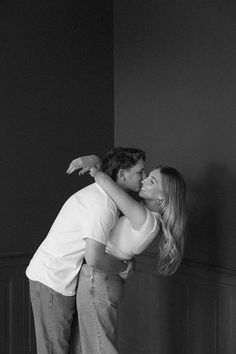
[132,208,159,235]
[81,207,117,245]
[131,209,160,255]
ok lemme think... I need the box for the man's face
[121,159,146,192]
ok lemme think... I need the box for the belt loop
[90,267,95,281]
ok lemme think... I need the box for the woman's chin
[139,190,144,198]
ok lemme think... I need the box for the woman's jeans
[74,264,124,354]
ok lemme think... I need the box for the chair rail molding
[118,251,236,354]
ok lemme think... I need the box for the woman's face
[139,168,163,201]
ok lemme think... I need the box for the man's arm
[66,155,101,175]
[85,239,127,273]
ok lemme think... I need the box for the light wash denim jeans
[74,264,124,354]
[29,280,79,354]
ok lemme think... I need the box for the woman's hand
[119,258,136,280]
[66,155,101,176]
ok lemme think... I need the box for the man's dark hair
[100,147,146,181]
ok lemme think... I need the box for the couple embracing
[26,147,186,354]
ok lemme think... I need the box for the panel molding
[137,251,236,288]
[1,253,236,353]
[118,251,236,354]
[0,252,32,268]
[0,252,36,354]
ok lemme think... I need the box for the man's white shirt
[26,183,119,296]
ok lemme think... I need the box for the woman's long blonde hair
[156,166,186,276]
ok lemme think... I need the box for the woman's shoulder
[144,206,161,220]
[129,206,160,234]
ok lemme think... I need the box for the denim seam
[106,276,118,310]
[106,276,112,308]
[48,291,53,354]
[91,273,102,354]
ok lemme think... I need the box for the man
[26,147,146,354]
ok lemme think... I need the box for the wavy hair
[156,166,186,276]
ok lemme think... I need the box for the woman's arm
[93,170,147,229]
[66,155,147,229]
[85,239,134,280]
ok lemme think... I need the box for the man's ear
[117,169,125,181]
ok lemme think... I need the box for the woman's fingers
[66,166,75,174]
[79,167,90,175]
[66,156,98,175]
[66,158,84,174]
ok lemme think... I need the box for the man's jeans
[74,264,124,354]
[29,280,78,354]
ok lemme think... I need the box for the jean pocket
[106,276,124,309]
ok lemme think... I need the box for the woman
[67,155,186,353]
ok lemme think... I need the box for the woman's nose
[141,177,147,185]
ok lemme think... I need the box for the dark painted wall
[1,0,114,254]
[114,0,236,270]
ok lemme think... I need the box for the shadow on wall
[118,164,236,354]
[185,163,236,269]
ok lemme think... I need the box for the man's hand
[66,155,101,175]
[119,258,136,280]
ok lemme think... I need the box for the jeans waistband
[80,264,120,279]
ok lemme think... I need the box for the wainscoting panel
[0,254,36,354]
[222,292,236,354]
[118,252,236,354]
[187,285,219,354]
[1,252,236,354]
